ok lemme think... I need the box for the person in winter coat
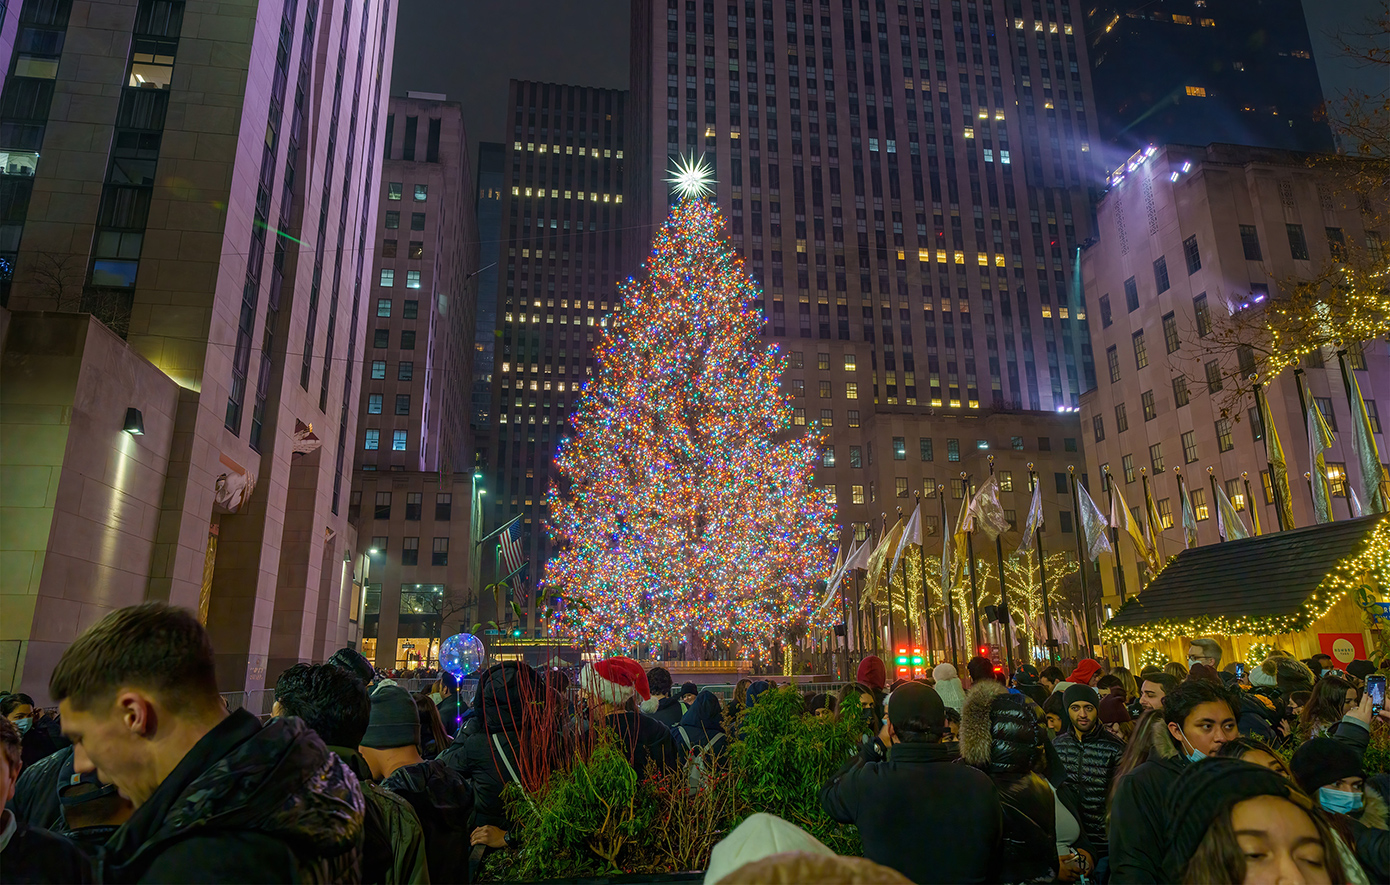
[675,690,729,760]
[1291,735,1390,881]
[52,604,364,883]
[641,666,686,727]
[273,663,429,884]
[857,655,888,693]
[1,693,59,769]
[932,662,966,712]
[1067,658,1104,688]
[0,717,95,882]
[960,680,1058,883]
[1013,664,1051,708]
[1051,683,1125,861]
[578,657,681,778]
[821,682,1003,883]
[361,684,474,884]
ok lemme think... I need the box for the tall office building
[1079,143,1388,608]
[480,81,628,637]
[349,92,479,670]
[471,141,504,434]
[0,0,395,699]
[625,0,1095,597]
[1085,0,1333,157]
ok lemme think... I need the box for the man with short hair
[965,655,995,686]
[1051,684,1125,862]
[1311,652,1334,677]
[820,682,1002,883]
[1038,666,1065,696]
[273,663,429,884]
[0,717,94,881]
[639,666,684,726]
[1186,637,1222,670]
[52,603,363,882]
[1138,672,1178,713]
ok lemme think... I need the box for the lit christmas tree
[545,196,836,657]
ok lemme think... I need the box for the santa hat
[580,657,651,705]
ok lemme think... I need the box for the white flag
[1076,481,1115,562]
[845,536,874,572]
[965,476,1012,539]
[890,503,923,576]
[1216,485,1250,541]
[1015,484,1043,557]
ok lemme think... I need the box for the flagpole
[1068,466,1096,653]
[888,509,900,659]
[1207,467,1224,542]
[988,456,1015,671]
[916,491,936,664]
[1029,465,1057,665]
[963,472,983,651]
[1104,466,1127,603]
[838,536,852,681]
[1253,379,1288,531]
[1141,469,1165,565]
[1243,472,1262,535]
[1294,368,1312,445]
[939,483,958,665]
[1175,467,1192,547]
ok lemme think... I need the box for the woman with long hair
[1108,710,1177,811]
[414,692,452,758]
[1298,676,1358,741]
[1164,660,1189,682]
[1110,666,1139,703]
[726,678,753,721]
[1217,736,1293,778]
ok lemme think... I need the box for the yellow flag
[863,519,904,605]
[1260,391,1296,531]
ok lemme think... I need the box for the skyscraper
[348,93,479,670]
[0,0,395,698]
[472,141,504,433]
[625,0,1094,589]
[1085,0,1333,156]
[480,81,628,637]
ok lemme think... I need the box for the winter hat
[931,662,959,683]
[1250,660,1278,688]
[1162,759,1301,882]
[886,681,946,734]
[716,852,912,885]
[328,646,376,685]
[1067,658,1103,685]
[680,681,699,698]
[702,812,835,885]
[1015,664,1040,685]
[1186,663,1221,684]
[857,656,888,691]
[745,680,772,708]
[1099,694,1133,724]
[580,656,651,705]
[1347,659,1377,680]
[1290,737,1365,794]
[1062,683,1101,710]
[931,663,966,712]
[362,684,421,749]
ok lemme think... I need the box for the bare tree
[29,251,85,310]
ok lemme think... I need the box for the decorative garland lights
[1100,517,1390,646]
[1138,647,1168,672]
[544,198,837,657]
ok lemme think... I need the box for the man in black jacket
[821,681,1002,884]
[577,657,681,778]
[0,717,94,881]
[640,666,685,726]
[1051,683,1125,861]
[51,603,364,883]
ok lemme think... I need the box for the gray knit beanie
[362,684,421,749]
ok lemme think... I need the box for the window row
[375,298,419,317]
[363,491,453,521]
[379,269,422,288]
[363,429,409,451]
[386,182,428,201]
[369,360,415,380]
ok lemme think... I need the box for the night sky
[389,0,1382,154]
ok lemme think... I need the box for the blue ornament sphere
[440,633,486,679]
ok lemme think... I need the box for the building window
[1191,488,1209,520]
[1065,438,1078,452]
[1142,390,1157,421]
[819,380,832,398]
[920,438,934,461]
[1183,235,1201,274]
[409,241,424,259]
[1124,276,1139,312]
[948,438,961,461]
[1314,397,1337,431]
[1367,400,1382,434]
[849,446,862,468]
[1287,223,1309,260]
[406,270,421,289]
[1194,293,1212,337]
[1157,499,1174,528]
[411,212,426,230]
[887,437,904,460]
[392,430,408,451]
[401,330,416,349]
[825,485,838,505]
[1327,227,1347,262]
[406,492,422,520]
[845,382,858,399]
[1216,418,1234,452]
[1153,256,1170,294]
[896,477,909,497]
[1225,478,1246,510]
[952,479,967,499]
[1250,407,1265,442]
[382,239,397,257]
[1107,346,1120,383]
[1327,462,1349,497]
[789,351,804,368]
[847,410,860,427]
[1182,431,1198,463]
[1185,85,1205,96]
[436,493,452,520]
[374,492,391,519]
[367,393,382,414]
[414,184,428,201]
[822,446,836,468]
[1093,415,1105,442]
[373,328,389,348]
[1239,224,1262,260]
[1059,511,1073,534]
[404,300,418,319]
[379,268,394,287]
[432,538,449,566]
[376,298,391,317]
[817,353,830,370]
[1262,469,1275,504]
[401,537,419,566]
[1205,360,1223,393]
[1133,330,1149,369]
[790,379,804,397]
[1123,454,1136,483]
[1039,437,1053,452]
[851,484,865,504]
[371,360,386,379]
[1162,312,1180,353]
[999,471,1014,492]
[1173,376,1190,407]
[385,211,400,229]
[820,409,833,426]
[387,182,402,200]
[364,429,380,450]
[1055,472,1069,495]
[1149,442,1165,473]
[1115,402,1129,432]
[792,407,806,425]
[398,361,414,381]
[1012,436,1024,451]
[1099,294,1112,328]
[844,354,857,370]
[395,394,410,415]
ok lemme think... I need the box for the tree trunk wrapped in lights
[545,198,836,656]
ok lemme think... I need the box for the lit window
[851,484,866,504]
[406,270,421,289]
[364,429,379,450]
[1186,86,1207,97]
[392,430,408,451]
[367,394,382,414]
[387,182,402,200]
[844,354,856,371]
[845,382,858,399]
[379,269,394,287]
[127,38,176,89]
[414,184,428,201]
[370,360,385,379]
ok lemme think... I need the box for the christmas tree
[545,197,836,656]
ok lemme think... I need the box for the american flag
[499,518,527,592]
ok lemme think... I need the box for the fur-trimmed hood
[959,680,1006,767]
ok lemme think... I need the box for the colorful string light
[544,198,837,656]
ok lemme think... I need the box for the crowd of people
[3,602,1390,884]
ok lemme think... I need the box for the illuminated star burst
[666,154,716,199]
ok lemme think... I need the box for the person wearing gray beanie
[362,684,422,754]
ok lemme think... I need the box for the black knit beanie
[1290,736,1364,794]
[1162,758,1301,881]
[1062,683,1101,710]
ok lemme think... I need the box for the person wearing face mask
[1,692,58,768]
[1292,737,1390,882]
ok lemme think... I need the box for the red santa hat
[580,656,651,705]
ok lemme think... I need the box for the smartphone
[1368,675,1386,716]
[1235,662,1246,680]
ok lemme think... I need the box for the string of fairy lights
[543,197,837,656]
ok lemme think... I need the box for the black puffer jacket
[961,681,1058,883]
[381,759,475,883]
[102,709,363,883]
[1051,722,1125,856]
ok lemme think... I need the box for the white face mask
[430,692,444,705]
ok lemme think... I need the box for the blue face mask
[1319,787,1364,814]
[13,717,32,735]
[1177,726,1206,763]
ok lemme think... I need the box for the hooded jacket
[380,759,474,883]
[598,708,682,777]
[1051,719,1125,856]
[674,690,728,759]
[960,681,1058,883]
[645,695,685,727]
[10,743,71,830]
[102,709,364,884]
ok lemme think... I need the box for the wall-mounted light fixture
[123,407,145,435]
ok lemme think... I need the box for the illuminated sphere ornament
[666,154,716,199]
[440,632,486,679]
